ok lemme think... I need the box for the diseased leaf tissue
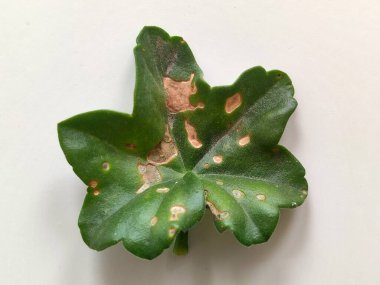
[58,26,308,259]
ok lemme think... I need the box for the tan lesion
[135,72,206,193]
[150,216,158,226]
[125,143,136,150]
[147,125,178,165]
[225,93,242,114]
[232,189,245,199]
[163,73,204,113]
[88,180,98,189]
[206,200,229,220]
[169,205,186,221]
[136,163,162,194]
[137,126,177,194]
[168,227,177,238]
[184,120,203,148]
[213,155,223,164]
[238,135,250,146]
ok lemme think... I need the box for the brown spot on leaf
[169,205,186,221]
[184,120,203,148]
[136,163,161,194]
[168,227,177,238]
[102,162,110,171]
[150,216,158,226]
[238,135,250,146]
[147,125,178,165]
[232,189,245,199]
[225,93,242,113]
[206,201,229,220]
[89,180,98,189]
[272,147,280,153]
[256,194,266,201]
[163,73,198,113]
[125,143,136,150]
[156,187,170,193]
[195,101,205,109]
[93,189,100,196]
[213,155,223,164]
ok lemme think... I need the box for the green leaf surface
[58,26,308,259]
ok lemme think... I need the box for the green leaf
[58,26,308,259]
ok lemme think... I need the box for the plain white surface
[1,0,380,284]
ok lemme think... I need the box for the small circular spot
[204,190,208,198]
[225,93,242,114]
[232,189,245,199]
[163,134,171,143]
[170,205,186,214]
[272,147,280,153]
[256,194,266,201]
[168,227,176,238]
[203,163,210,169]
[150,216,158,226]
[218,212,229,220]
[216,179,223,186]
[125,143,136,150]
[138,164,146,174]
[196,102,205,108]
[238,135,250,146]
[156,187,170,193]
[93,189,100,196]
[89,180,98,189]
[302,190,308,195]
[213,155,223,164]
[102,162,110,171]
[170,205,186,221]
[291,202,297,207]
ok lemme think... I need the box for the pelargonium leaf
[58,26,308,259]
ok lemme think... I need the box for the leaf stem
[173,231,188,256]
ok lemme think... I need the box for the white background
[1,0,379,284]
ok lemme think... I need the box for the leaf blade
[57,26,308,259]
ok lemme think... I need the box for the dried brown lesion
[163,73,204,113]
[184,120,203,148]
[225,93,242,114]
[137,125,178,194]
[238,135,250,146]
[136,163,162,194]
[147,125,178,165]
[206,200,229,220]
[169,205,186,221]
[136,71,206,194]
[125,143,136,150]
[213,155,223,164]
[88,180,98,189]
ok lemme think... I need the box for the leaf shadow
[43,174,93,284]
